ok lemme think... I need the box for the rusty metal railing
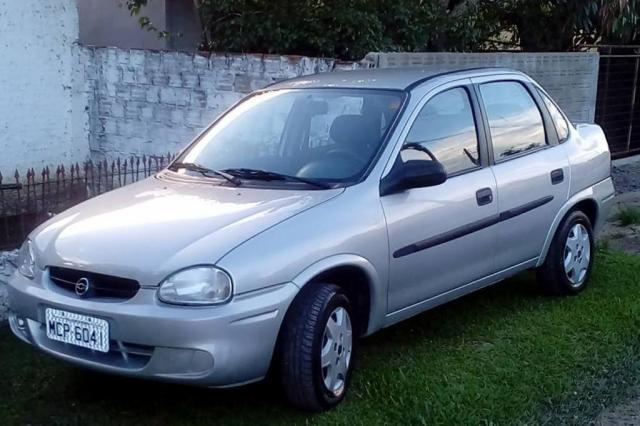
[0,153,175,250]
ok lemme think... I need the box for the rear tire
[279,284,356,411]
[537,210,594,295]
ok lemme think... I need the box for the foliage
[123,0,170,39]
[125,0,640,57]
[615,204,640,226]
[589,0,640,44]
[126,0,498,59]
[482,0,640,50]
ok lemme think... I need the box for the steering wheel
[325,148,366,166]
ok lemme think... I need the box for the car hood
[32,175,343,286]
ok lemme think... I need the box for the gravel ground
[597,390,640,426]
[0,250,18,321]
[613,161,640,194]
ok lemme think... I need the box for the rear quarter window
[539,90,570,142]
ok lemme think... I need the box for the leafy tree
[126,0,497,59]
[482,0,640,51]
[125,0,640,56]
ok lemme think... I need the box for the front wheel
[279,284,356,411]
[537,210,595,295]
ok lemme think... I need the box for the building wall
[83,48,600,160]
[78,0,201,51]
[0,0,89,175]
[79,0,168,50]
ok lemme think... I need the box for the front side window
[539,90,570,142]
[178,89,404,184]
[480,81,546,161]
[401,87,480,175]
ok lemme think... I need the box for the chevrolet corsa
[8,68,614,410]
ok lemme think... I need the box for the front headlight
[17,239,36,279]
[158,266,233,306]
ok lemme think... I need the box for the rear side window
[480,82,546,161]
[402,87,480,175]
[539,90,570,142]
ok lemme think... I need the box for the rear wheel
[279,284,355,411]
[537,210,594,295]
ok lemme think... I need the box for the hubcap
[564,223,591,287]
[321,306,352,397]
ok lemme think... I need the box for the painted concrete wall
[368,52,600,123]
[0,0,89,176]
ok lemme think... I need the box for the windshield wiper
[222,168,332,189]
[169,162,241,186]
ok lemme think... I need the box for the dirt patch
[598,192,640,255]
[596,388,640,425]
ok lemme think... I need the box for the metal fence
[0,154,175,250]
[594,45,640,158]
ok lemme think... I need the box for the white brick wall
[0,0,89,177]
[82,48,360,159]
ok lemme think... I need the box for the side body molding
[536,178,615,267]
[291,254,386,336]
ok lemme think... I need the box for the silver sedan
[8,67,614,411]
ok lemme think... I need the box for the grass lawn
[2,250,640,425]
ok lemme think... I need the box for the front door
[382,85,499,313]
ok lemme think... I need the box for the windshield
[176,89,405,185]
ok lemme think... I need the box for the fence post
[626,56,640,153]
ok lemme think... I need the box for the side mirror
[380,160,447,196]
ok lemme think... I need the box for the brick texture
[82,48,359,159]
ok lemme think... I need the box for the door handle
[551,169,564,185]
[476,188,493,206]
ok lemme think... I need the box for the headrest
[330,115,378,146]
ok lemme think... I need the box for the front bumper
[7,271,298,387]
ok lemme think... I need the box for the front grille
[49,266,140,300]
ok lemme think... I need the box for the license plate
[45,308,110,353]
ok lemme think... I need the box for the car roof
[267,67,525,92]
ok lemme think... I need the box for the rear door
[472,77,571,271]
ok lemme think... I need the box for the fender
[537,178,615,267]
[291,254,386,336]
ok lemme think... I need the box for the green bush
[127,0,640,58]
[616,204,640,227]
[131,0,497,60]
[198,0,497,59]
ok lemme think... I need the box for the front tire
[537,210,594,295]
[279,284,355,411]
